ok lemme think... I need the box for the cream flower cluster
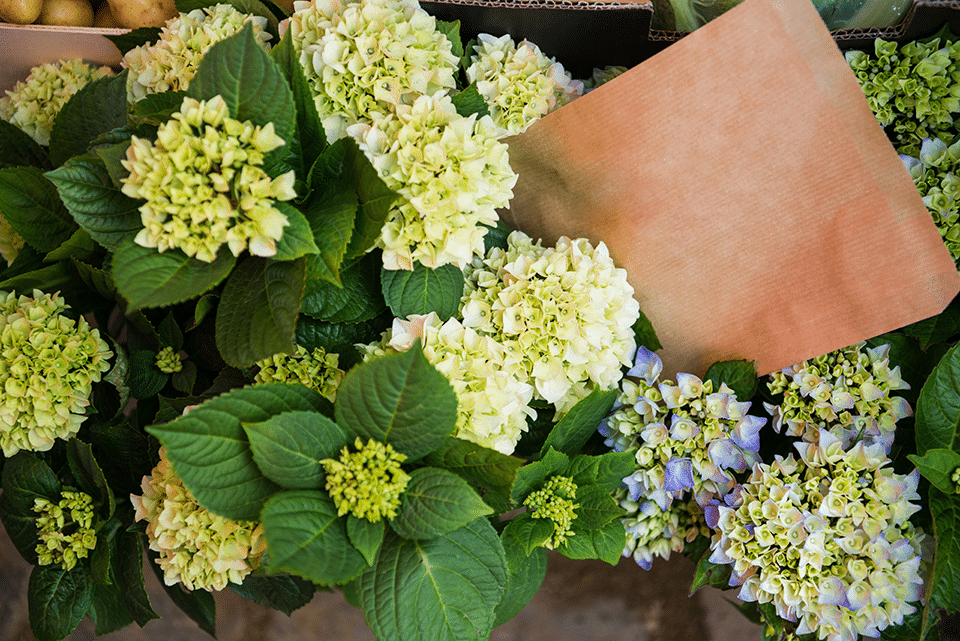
[524,475,579,549]
[765,342,911,452]
[122,4,271,103]
[0,290,112,457]
[33,491,97,571]
[618,495,709,570]
[289,0,458,142]
[121,95,296,263]
[582,65,628,93]
[0,59,112,145]
[901,136,960,264]
[461,230,639,415]
[466,33,582,136]
[131,447,266,591]
[706,430,925,641]
[361,313,535,454]
[349,93,516,270]
[254,344,344,402]
[321,437,410,521]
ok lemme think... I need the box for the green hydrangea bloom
[0,290,113,457]
[466,33,582,136]
[33,490,97,571]
[707,430,925,641]
[254,344,344,402]
[765,342,911,451]
[155,346,183,374]
[122,4,272,103]
[0,59,112,145]
[952,466,960,494]
[321,437,410,521]
[846,37,960,156]
[582,65,628,93]
[131,447,266,591]
[361,312,535,454]
[290,0,458,142]
[0,211,24,266]
[460,230,639,415]
[901,136,960,265]
[524,475,579,549]
[350,92,516,270]
[618,496,709,570]
[121,95,297,263]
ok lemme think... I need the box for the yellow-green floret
[33,490,97,571]
[321,437,410,522]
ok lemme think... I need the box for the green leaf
[555,517,626,565]
[44,228,98,263]
[187,24,295,171]
[126,350,168,400]
[357,518,507,641]
[511,447,570,504]
[881,609,940,641]
[65,439,115,521]
[273,201,319,261]
[421,437,524,513]
[633,309,662,352]
[0,495,40,564]
[381,262,464,320]
[572,484,623,530]
[115,531,159,627]
[435,19,463,59]
[1,451,62,515]
[501,513,554,556]
[347,515,386,566]
[104,28,161,55]
[0,120,51,169]
[540,387,618,457]
[704,360,758,400]
[45,154,143,251]
[481,220,511,254]
[270,27,326,173]
[49,71,129,167]
[689,553,734,594]
[923,487,960,637]
[147,552,216,637]
[260,490,367,584]
[70,258,116,300]
[149,383,329,521]
[335,347,458,460]
[216,256,306,368]
[908,449,960,495]
[113,238,236,310]
[915,342,960,455]
[244,410,347,489]
[565,451,636,494]
[340,137,400,259]
[93,140,131,191]
[301,252,385,322]
[493,545,547,628]
[228,574,316,616]
[0,261,75,295]
[392,467,494,540]
[904,295,960,349]
[0,166,76,252]
[130,90,189,127]
[89,575,136,635]
[28,565,94,641]
[294,312,390,371]
[450,83,490,119]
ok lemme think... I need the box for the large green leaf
[555,517,626,565]
[273,201,319,261]
[301,251,386,322]
[493,545,546,628]
[923,488,960,638]
[215,256,306,368]
[632,309,662,352]
[571,484,623,530]
[0,166,76,252]
[28,565,94,641]
[391,467,493,540]
[347,515,386,566]
[704,360,757,400]
[113,238,236,310]
[65,438,115,521]
[45,154,143,250]
[294,312,391,371]
[269,26,326,173]
[340,137,400,259]
[1,451,61,515]
[0,261,75,295]
[908,449,960,495]
[511,447,570,504]
[129,90,189,127]
[0,495,41,564]
[104,27,161,55]
[450,83,489,119]
[49,71,128,167]
[334,347,458,461]
[244,410,347,489]
[260,490,367,584]
[915,342,960,455]
[421,437,524,513]
[147,553,216,637]
[689,553,733,595]
[148,383,328,520]
[115,531,159,627]
[357,518,507,641]
[381,262,464,321]
[228,574,316,616]
[501,513,554,556]
[540,387,618,458]
[565,451,636,494]
[904,295,960,350]
[0,119,51,169]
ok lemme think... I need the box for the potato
[39,0,93,26]
[0,0,42,24]
[105,0,175,28]
[92,1,120,27]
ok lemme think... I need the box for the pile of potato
[0,0,176,28]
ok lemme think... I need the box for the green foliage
[28,565,94,641]
[569,484,621,530]
[175,0,281,39]
[391,467,494,540]
[49,71,129,167]
[704,360,757,400]
[301,252,385,322]
[481,220,512,253]
[501,514,554,556]
[0,120,51,170]
[129,91,189,127]
[127,350,169,400]
[294,313,390,371]
[228,574,316,616]
[924,487,960,637]
[916,342,960,455]
[0,166,76,253]
[540,387,618,457]
[493,546,547,628]
[244,410,347,489]
[450,83,490,119]
[65,439,114,521]
[435,19,463,59]
[511,447,570,504]
[346,515,386,566]
[272,202,320,261]
[909,449,960,495]
[146,553,216,637]
[632,309,662,352]
[421,437,524,513]
[904,296,960,349]
[115,531,159,627]
[554,518,626,565]
[104,28,162,55]
[381,262,464,321]
[689,554,734,595]
[340,138,400,259]
[564,451,636,493]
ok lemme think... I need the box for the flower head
[0,290,113,457]
[901,136,960,265]
[466,33,582,136]
[765,342,911,451]
[290,0,458,142]
[33,490,97,571]
[350,92,516,270]
[0,210,24,266]
[122,4,272,102]
[254,344,344,402]
[582,65,628,93]
[461,230,640,415]
[121,95,296,263]
[619,496,710,570]
[524,475,579,549]
[155,346,183,374]
[0,59,112,145]
[321,437,410,521]
[131,447,266,591]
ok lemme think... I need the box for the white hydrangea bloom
[706,430,926,641]
[349,92,516,270]
[122,4,272,103]
[121,95,296,263]
[131,447,267,591]
[0,59,112,145]
[363,312,535,454]
[0,290,113,457]
[289,0,458,142]
[466,33,582,136]
[461,230,639,415]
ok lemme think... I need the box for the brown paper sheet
[500,0,960,377]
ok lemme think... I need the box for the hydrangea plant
[901,136,960,265]
[33,491,97,571]
[255,344,344,401]
[321,437,411,520]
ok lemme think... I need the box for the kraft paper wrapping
[500,0,960,378]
